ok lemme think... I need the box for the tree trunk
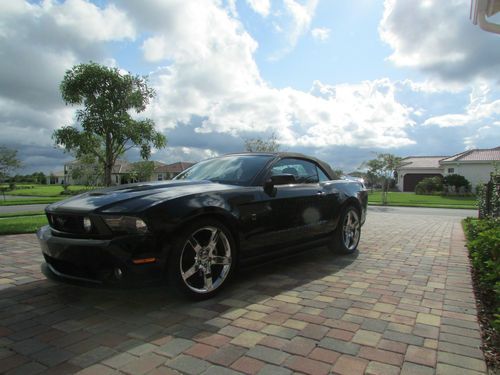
[104,133,113,186]
[382,178,388,205]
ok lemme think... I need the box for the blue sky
[0,0,499,174]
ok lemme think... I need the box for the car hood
[46,180,241,214]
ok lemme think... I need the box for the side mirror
[264,174,296,195]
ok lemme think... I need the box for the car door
[282,158,339,239]
[243,158,328,257]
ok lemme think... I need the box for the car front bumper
[37,225,165,285]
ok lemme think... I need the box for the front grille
[47,213,92,234]
[44,254,117,282]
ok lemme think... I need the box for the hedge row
[464,217,500,330]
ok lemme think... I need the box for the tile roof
[440,146,500,162]
[397,156,445,169]
[155,162,196,174]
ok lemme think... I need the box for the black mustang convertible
[38,153,367,298]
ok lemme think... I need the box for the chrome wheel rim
[342,209,360,251]
[180,226,232,294]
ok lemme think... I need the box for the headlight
[83,216,92,232]
[103,216,149,234]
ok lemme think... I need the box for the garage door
[403,174,442,192]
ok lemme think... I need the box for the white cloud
[0,0,136,171]
[246,0,270,17]
[3,0,497,174]
[270,0,319,59]
[311,27,330,41]
[46,0,135,42]
[424,82,500,127]
[119,1,417,149]
[379,0,500,82]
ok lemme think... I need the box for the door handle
[316,191,326,197]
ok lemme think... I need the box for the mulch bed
[470,262,500,374]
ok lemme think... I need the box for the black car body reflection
[38,152,367,298]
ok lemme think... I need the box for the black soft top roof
[226,152,337,180]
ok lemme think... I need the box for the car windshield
[174,154,273,186]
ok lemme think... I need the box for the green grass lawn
[2,184,95,197]
[0,197,65,206]
[0,211,45,218]
[0,215,48,235]
[368,192,477,209]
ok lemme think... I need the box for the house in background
[396,146,500,192]
[49,171,65,185]
[64,159,195,186]
[154,162,195,181]
[440,147,500,187]
[395,156,446,192]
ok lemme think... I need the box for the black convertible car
[38,152,367,298]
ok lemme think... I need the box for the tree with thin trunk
[244,132,280,152]
[362,153,402,205]
[0,146,21,182]
[53,62,166,186]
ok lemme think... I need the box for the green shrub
[444,174,470,192]
[464,217,500,329]
[415,176,443,195]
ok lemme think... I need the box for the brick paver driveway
[0,207,486,375]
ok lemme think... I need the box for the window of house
[158,174,163,181]
[448,168,454,173]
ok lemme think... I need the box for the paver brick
[5,361,47,375]
[400,361,435,375]
[326,328,354,341]
[230,356,265,374]
[261,325,297,339]
[383,330,424,346]
[101,352,137,369]
[308,347,341,364]
[185,343,218,359]
[246,345,290,365]
[285,355,331,375]
[439,332,482,347]
[299,323,329,340]
[154,338,194,357]
[359,346,404,366]
[331,354,368,375]
[318,337,360,355]
[30,346,74,366]
[405,345,437,367]
[351,330,382,347]
[206,344,246,366]
[437,351,487,372]
[256,364,292,375]
[69,346,117,368]
[282,336,316,356]
[230,331,265,348]
[365,361,400,375]
[202,365,243,375]
[436,363,485,375]
[438,341,484,359]
[74,364,115,375]
[166,354,211,375]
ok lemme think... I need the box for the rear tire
[329,205,361,254]
[167,218,236,300]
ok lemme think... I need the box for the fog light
[83,217,92,232]
[114,268,123,279]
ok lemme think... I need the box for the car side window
[271,158,320,183]
[317,167,330,182]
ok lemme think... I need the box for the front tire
[330,205,361,254]
[167,218,236,299]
